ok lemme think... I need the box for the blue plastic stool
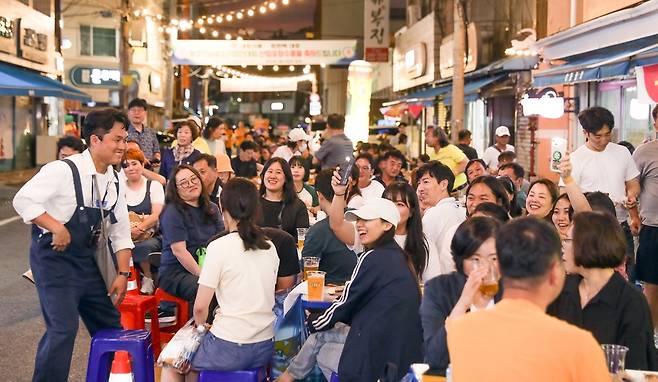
[198,366,268,382]
[86,329,155,382]
[330,372,340,382]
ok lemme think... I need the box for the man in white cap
[482,126,515,174]
[273,127,311,162]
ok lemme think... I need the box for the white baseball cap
[495,126,511,136]
[288,128,311,142]
[344,198,400,228]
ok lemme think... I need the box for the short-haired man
[374,149,407,187]
[355,153,385,199]
[301,169,357,284]
[425,127,468,190]
[634,106,658,331]
[231,140,259,178]
[447,218,609,382]
[416,161,466,274]
[456,129,478,160]
[193,154,221,206]
[482,125,515,173]
[313,114,354,170]
[497,150,516,166]
[13,109,134,381]
[498,162,528,211]
[127,98,160,162]
[568,106,641,270]
[57,135,86,160]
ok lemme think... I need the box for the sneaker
[140,277,155,295]
[22,269,35,285]
[145,309,177,325]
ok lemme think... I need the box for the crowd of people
[13,98,658,382]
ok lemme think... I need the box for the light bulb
[259,6,267,13]
[269,2,277,9]
[197,18,204,25]
[216,15,223,23]
[225,33,232,40]
[207,17,214,24]
[289,65,295,71]
[273,65,279,71]
[320,63,326,68]
[237,36,243,40]
[236,12,243,19]
[241,64,247,68]
[226,14,233,22]
[211,30,219,37]
[257,65,263,70]
[247,9,255,16]
[199,27,206,34]
[283,0,289,4]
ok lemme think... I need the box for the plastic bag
[157,319,205,370]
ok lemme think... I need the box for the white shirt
[13,150,134,251]
[422,197,466,274]
[200,232,280,343]
[125,176,165,207]
[482,144,515,169]
[568,142,640,222]
[359,180,385,200]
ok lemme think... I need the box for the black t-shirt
[259,197,310,239]
[261,227,300,277]
[231,157,258,178]
[457,143,478,160]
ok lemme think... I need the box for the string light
[225,33,232,40]
[259,6,267,13]
[199,27,206,34]
[236,12,243,19]
[273,65,279,72]
[289,65,295,71]
[216,15,223,23]
[211,30,219,37]
[225,14,233,22]
[268,2,277,10]
[247,9,255,16]
[282,0,289,4]
[257,65,263,70]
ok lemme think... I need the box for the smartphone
[550,137,567,173]
[338,156,356,186]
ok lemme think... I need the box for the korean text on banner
[364,0,390,62]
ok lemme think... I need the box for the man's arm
[626,177,641,235]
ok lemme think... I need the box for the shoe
[22,269,35,285]
[145,309,176,325]
[140,277,155,294]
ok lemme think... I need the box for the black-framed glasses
[176,176,200,188]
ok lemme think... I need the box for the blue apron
[128,179,152,215]
[30,159,122,382]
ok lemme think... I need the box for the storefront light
[629,98,651,120]
[520,92,564,119]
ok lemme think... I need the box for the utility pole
[450,0,465,142]
[119,0,132,109]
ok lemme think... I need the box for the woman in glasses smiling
[158,164,224,317]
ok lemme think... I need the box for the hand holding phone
[550,137,568,173]
[338,156,355,186]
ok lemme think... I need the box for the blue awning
[0,62,91,101]
[533,35,658,87]
[400,74,507,105]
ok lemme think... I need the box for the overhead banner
[364,0,389,62]
[172,40,357,66]
[219,74,316,92]
[636,64,658,103]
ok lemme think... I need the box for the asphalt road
[0,185,90,382]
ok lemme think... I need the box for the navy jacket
[159,148,202,181]
[309,241,423,382]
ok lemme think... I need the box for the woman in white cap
[276,196,423,382]
[272,128,311,162]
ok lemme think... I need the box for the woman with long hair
[160,120,203,180]
[420,216,502,373]
[289,155,319,218]
[259,157,309,238]
[277,195,423,382]
[162,178,279,382]
[201,116,227,156]
[525,178,559,220]
[122,148,164,294]
[158,165,224,309]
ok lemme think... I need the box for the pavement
[0,169,91,381]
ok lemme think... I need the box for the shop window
[596,81,653,149]
[79,25,116,57]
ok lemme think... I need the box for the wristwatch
[118,271,131,278]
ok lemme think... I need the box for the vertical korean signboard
[364,0,389,62]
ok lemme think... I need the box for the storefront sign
[364,0,389,62]
[439,23,478,79]
[70,66,140,88]
[636,64,658,103]
[0,16,17,55]
[18,19,48,64]
[393,12,436,91]
[219,74,316,92]
[172,40,357,66]
[520,89,564,119]
[261,99,295,114]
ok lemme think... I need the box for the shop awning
[533,35,658,87]
[400,73,507,105]
[0,62,91,101]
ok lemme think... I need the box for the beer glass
[307,271,326,301]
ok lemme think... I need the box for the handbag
[93,175,118,303]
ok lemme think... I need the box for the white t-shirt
[568,142,640,222]
[199,233,280,343]
[422,197,466,274]
[125,176,165,207]
[360,180,385,200]
[482,144,515,169]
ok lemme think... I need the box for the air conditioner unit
[407,5,421,27]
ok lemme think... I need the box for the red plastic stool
[154,288,189,342]
[118,294,162,358]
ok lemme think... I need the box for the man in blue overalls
[13,109,135,382]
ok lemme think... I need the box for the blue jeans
[286,323,350,380]
[192,333,274,371]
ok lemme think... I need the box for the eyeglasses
[176,176,200,188]
[358,165,372,171]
